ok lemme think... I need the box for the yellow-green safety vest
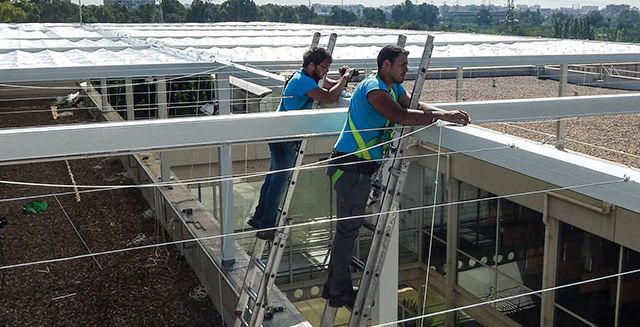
[331,88,398,186]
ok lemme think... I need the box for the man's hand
[339,66,355,81]
[434,110,471,126]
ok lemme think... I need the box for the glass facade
[619,247,640,326]
[456,182,543,326]
[194,158,640,327]
[555,223,619,326]
[420,165,448,274]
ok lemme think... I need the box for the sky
[82,0,640,9]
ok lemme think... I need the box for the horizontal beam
[243,53,640,70]
[3,93,639,164]
[415,125,640,213]
[0,109,346,165]
[0,45,148,53]
[0,63,217,84]
[434,92,640,122]
[172,38,552,50]
[2,94,639,214]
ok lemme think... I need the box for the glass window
[556,223,618,326]
[456,182,543,326]
[619,247,640,326]
[457,183,497,300]
[420,166,447,273]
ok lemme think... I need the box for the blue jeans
[253,141,301,228]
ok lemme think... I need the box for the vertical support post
[100,79,108,111]
[78,0,83,25]
[160,151,171,186]
[541,194,559,327]
[373,222,399,325]
[455,66,464,102]
[493,198,501,307]
[157,75,170,201]
[216,72,235,266]
[556,63,568,150]
[219,145,235,266]
[614,245,624,327]
[445,170,459,327]
[156,76,168,119]
[125,78,134,121]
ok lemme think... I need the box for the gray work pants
[325,169,372,296]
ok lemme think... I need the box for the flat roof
[3,22,640,82]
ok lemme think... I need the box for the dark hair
[302,47,332,68]
[377,45,409,69]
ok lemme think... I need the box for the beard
[312,67,324,81]
[393,73,406,84]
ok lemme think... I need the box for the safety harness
[330,85,398,186]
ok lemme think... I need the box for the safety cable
[0,178,627,272]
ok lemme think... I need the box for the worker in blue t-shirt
[249,47,356,240]
[322,45,470,308]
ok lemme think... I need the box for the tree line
[1,0,640,43]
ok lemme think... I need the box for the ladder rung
[245,286,258,302]
[254,258,266,272]
[362,220,377,232]
[351,256,366,271]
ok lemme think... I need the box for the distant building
[311,4,365,17]
[604,4,630,16]
[580,5,599,14]
[104,0,154,10]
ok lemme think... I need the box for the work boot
[246,216,261,229]
[322,285,358,309]
[256,229,276,241]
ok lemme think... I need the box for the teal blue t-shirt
[277,69,319,111]
[334,75,406,160]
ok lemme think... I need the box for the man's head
[377,45,410,83]
[302,47,332,81]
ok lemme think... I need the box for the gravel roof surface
[0,101,221,327]
[407,76,640,169]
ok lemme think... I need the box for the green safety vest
[345,88,397,160]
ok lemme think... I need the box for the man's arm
[369,90,470,126]
[306,69,355,105]
[323,66,353,88]
[322,76,339,89]
[398,92,439,112]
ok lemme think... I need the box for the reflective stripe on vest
[346,87,397,160]
[330,168,344,186]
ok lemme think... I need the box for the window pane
[556,223,618,326]
[620,247,640,327]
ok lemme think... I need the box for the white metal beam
[0,63,219,84]
[414,125,640,213]
[2,93,640,164]
[0,45,149,53]
[0,109,345,165]
[243,53,640,71]
[434,92,640,122]
[1,95,639,214]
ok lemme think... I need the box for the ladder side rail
[312,32,338,110]
[349,35,435,327]
[234,31,321,327]
[234,240,268,326]
[320,33,410,327]
[252,32,334,327]
[249,139,308,326]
